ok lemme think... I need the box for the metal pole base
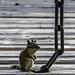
[34,50,60,73]
[34,67,49,73]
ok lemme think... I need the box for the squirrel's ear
[32,39,33,42]
[27,40,31,45]
[34,40,36,42]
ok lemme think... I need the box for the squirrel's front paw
[34,55,37,59]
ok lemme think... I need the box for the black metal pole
[60,0,64,55]
[42,50,60,71]
[55,0,58,51]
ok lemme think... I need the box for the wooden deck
[0,0,75,75]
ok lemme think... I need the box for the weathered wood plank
[0,18,75,24]
[0,69,75,75]
[0,41,75,46]
[0,0,74,7]
[0,36,74,41]
[0,56,75,64]
[0,0,54,7]
[0,51,75,57]
[0,45,74,49]
[0,10,75,18]
[0,29,74,34]
[0,35,75,40]
[0,64,75,70]
[0,8,75,18]
[0,60,75,65]
[0,7,75,16]
[0,24,75,29]
[0,50,75,54]
[0,57,75,62]
[0,18,54,24]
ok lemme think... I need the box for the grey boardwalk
[0,0,75,75]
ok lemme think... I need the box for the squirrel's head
[27,40,40,50]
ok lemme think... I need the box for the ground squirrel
[10,40,40,72]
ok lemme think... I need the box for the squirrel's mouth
[38,46,40,49]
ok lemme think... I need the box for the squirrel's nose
[38,46,40,49]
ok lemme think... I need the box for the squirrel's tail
[10,64,21,70]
